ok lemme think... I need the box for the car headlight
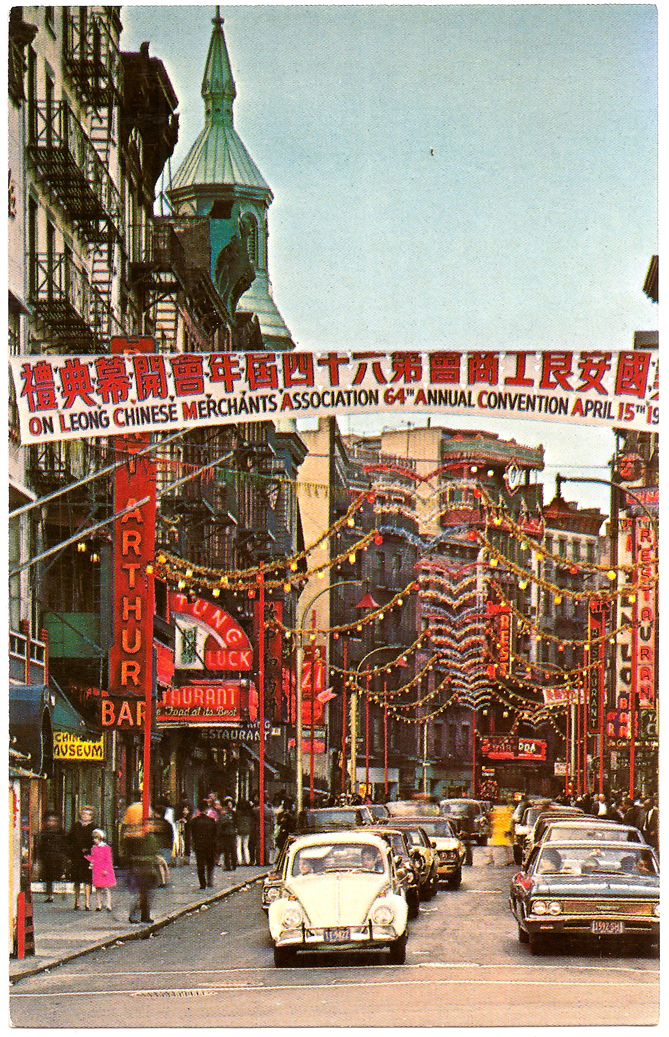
[372,903,395,925]
[266,887,282,903]
[532,900,547,915]
[281,906,303,929]
[548,901,561,915]
[653,903,660,917]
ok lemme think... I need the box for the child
[85,829,116,912]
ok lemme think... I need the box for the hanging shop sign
[301,654,326,725]
[255,599,284,722]
[100,696,148,729]
[587,599,609,734]
[198,721,274,742]
[170,592,252,671]
[53,731,105,761]
[156,681,256,725]
[10,347,659,444]
[616,515,657,714]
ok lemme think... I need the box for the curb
[9,872,269,985]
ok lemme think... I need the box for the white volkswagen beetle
[268,831,409,966]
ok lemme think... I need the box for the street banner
[587,599,609,734]
[10,347,659,443]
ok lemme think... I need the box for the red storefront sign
[301,655,326,724]
[480,734,546,761]
[156,681,256,724]
[100,697,148,729]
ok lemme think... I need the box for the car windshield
[441,802,477,817]
[302,809,360,828]
[410,820,457,838]
[534,845,658,877]
[544,826,642,844]
[291,843,387,876]
[386,801,440,817]
[369,805,389,819]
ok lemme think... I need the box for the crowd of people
[551,790,659,852]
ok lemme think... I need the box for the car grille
[559,900,655,917]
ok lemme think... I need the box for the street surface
[10,850,658,1027]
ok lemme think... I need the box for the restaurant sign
[156,681,256,725]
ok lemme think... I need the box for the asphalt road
[10,852,659,1027]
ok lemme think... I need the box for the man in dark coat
[36,813,68,902]
[189,799,219,889]
[67,805,97,910]
[217,798,237,870]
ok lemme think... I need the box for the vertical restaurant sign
[170,592,252,671]
[10,347,659,443]
[255,599,284,722]
[301,653,326,725]
[108,338,156,698]
[616,512,657,713]
[587,598,608,734]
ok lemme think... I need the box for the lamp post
[295,580,366,812]
[352,643,408,798]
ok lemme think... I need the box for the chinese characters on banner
[10,347,659,444]
[479,735,547,761]
[587,599,609,734]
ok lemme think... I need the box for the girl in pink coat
[85,829,116,912]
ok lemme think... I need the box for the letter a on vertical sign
[108,338,156,699]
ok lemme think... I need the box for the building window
[240,213,258,267]
[586,541,596,564]
[571,539,581,561]
[558,538,567,558]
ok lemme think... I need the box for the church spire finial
[214,5,223,27]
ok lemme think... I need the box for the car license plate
[323,927,350,943]
[591,919,624,935]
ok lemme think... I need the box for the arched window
[240,213,258,267]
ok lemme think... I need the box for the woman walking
[67,805,97,910]
[85,829,116,912]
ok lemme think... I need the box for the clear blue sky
[120,3,658,513]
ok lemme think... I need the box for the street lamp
[352,643,408,797]
[294,580,365,811]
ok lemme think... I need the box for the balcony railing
[29,253,121,351]
[63,9,122,106]
[27,100,121,242]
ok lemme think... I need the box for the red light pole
[258,566,266,866]
[341,638,348,795]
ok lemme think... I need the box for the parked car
[373,818,440,897]
[525,818,645,866]
[509,840,659,955]
[394,816,466,889]
[268,831,409,966]
[439,799,490,844]
[368,804,390,821]
[296,806,374,833]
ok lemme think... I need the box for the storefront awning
[51,688,98,736]
[9,684,53,775]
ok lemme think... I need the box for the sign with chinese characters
[10,347,659,444]
[53,731,105,761]
[170,592,252,671]
[156,681,256,725]
[587,599,609,734]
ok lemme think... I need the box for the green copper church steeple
[169,9,293,350]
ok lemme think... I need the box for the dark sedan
[297,806,374,833]
[509,840,659,955]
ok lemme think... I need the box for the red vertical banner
[255,599,283,722]
[587,599,608,734]
[108,338,156,823]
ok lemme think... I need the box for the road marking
[11,975,658,999]
[51,960,658,980]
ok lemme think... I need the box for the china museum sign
[10,347,659,443]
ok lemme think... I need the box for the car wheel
[389,932,407,965]
[273,945,294,968]
[518,924,529,944]
[447,867,462,889]
[513,845,522,864]
[408,890,420,918]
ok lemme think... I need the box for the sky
[119,3,659,515]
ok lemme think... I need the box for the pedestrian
[152,805,174,884]
[124,809,159,924]
[235,798,253,865]
[84,829,116,912]
[263,795,275,864]
[605,797,623,822]
[175,804,192,865]
[35,812,68,902]
[642,797,659,853]
[275,797,297,858]
[189,798,219,889]
[217,798,237,870]
[592,793,608,817]
[67,804,97,911]
[485,801,514,866]
[249,793,260,865]
[622,797,638,828]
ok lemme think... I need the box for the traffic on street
[10,800,659,1028]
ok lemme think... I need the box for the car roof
[287,831,391,851]
[536,838,653,851]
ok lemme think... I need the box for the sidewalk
[10,861,268,984]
